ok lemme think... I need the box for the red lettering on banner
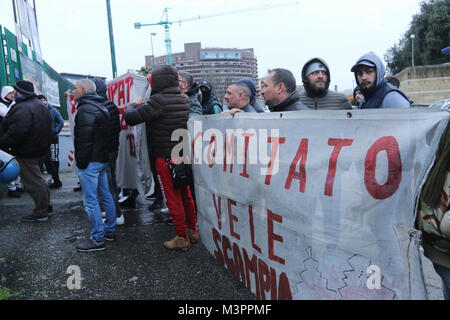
[240,133,254,179]
[118,80,125,106]
[227,199,240,240]
[258,259,271,300]
[125,76,134,103]
[364,136,402,200]
[207,134,217,168]
[126,134,136,157]
[223,235,234,273]
[278,272,292,300]
[233,243,246,284]
[265,137,286,186]
[268,210,285,265]
[325,138,354,197]
[107,76,134,107]
[284,139,308,193]
[192,132,203,163]
[212,194,222,230]
[211,228,292,301]
[212,228,224,265]
[249,205,262,254]
[224,132,235,173]
[243,248,260,298]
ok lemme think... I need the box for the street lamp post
[106,0,117,78]
[150,33,156,68]
[410,34,416,68]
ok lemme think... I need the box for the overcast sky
[0,0,422,91]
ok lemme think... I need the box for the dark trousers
[105,151,122,217]
[44,141,61,184]
[17,156,51,217]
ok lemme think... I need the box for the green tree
[137,66,151,77]
[385,0,450,74]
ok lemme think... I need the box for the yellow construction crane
[134,1,300,66]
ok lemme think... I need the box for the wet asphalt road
[0,172,255,301]
[0,171,444,300]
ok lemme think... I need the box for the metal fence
[0,24,73,120]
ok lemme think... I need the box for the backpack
[418,171,450,254]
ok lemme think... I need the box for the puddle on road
[120,208,168,228]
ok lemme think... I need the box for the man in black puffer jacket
[0,80,53,222]
[92,78,123,224]
[73,79,116,253]
[125,65,197,251]
[261,68,308,112]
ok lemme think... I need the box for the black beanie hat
[14,80,35,95]
[37,94,47,100]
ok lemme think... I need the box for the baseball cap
[351,60,376,72]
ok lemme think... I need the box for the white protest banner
[187,108,450,300]
[107,72,152,193]
[65,72,152,193]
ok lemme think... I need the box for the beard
[359,82,377,97]
[304,79,329,98]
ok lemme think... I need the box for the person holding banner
[72,79,116,252]
[351,52,412,109]
[125,65,197,251]
[91,78,124,225]
[0,80,53,222]
[261,68,308,112]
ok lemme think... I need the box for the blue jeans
[433,263,450,300]
[77,162,116,242]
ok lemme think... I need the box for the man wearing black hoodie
[92,78,124,225]
[72,79,116,252]
[0,80,53,222]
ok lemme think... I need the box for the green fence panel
[4,28,22,86]
[0,26,8,87]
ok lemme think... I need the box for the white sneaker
[160,207,170,214]
[101,211,106,218]
[116,214,125,225]
[102,215,125,225]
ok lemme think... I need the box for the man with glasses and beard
[300,58,352,110]
[351,52,411,109]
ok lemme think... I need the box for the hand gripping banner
[187,108,450,300]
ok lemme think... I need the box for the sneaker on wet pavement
[163,236,190,251]
[76,238,106,252]
[21,214,49,222]
[104,232,116,242]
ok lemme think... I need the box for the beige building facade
[395,64,450,106]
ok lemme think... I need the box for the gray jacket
[299,89,352,110]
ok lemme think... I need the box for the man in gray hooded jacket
[300,58,352,110]
[351,52,411,109]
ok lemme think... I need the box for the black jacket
[0,93,52,158]
[92,78,121,153]
[125,65,189,158]
[270,91,309,112]
[74,93,110,169]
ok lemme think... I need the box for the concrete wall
[395,64,450,106]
